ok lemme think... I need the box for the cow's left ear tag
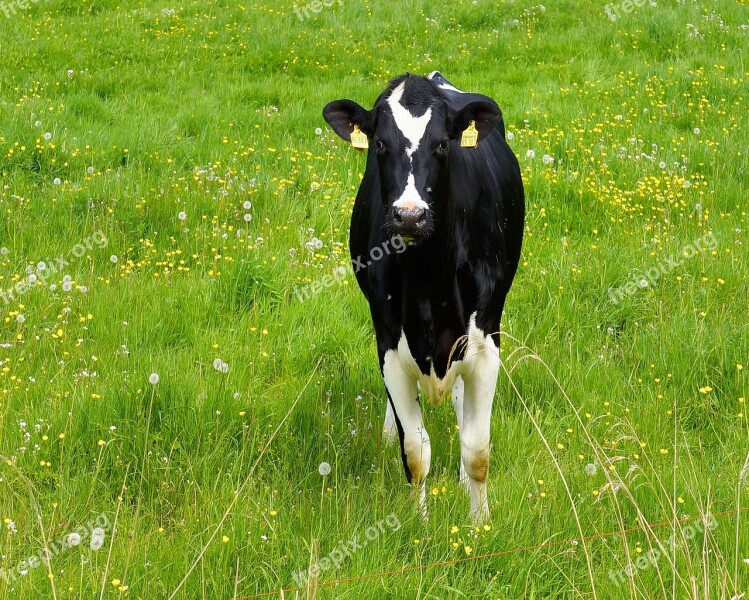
[461,121,479,148]
[350,125,369,150]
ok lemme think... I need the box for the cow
[322,72,525,523]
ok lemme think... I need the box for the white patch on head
[387,82,433,158]
[388,81,434,210]
[393,174,429,211]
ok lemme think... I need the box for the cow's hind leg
[461,329,500,525]
[383,349,431,519]
[383,401,398,446]
[451,376,469,489]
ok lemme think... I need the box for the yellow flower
[111,579,121,586]
[450,525,459,534]
[464,546,472,556]
[660,448,669,455]
[222,535,229,543]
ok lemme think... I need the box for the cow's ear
[449,101,503,143]
[322,100,373,141]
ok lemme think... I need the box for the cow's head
[323,74,501,245]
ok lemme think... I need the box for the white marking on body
[383,349,430,519]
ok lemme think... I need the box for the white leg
[383,349,431,520]
[451,377,469,490]
[461,326,500,525]
[383,401,398,446]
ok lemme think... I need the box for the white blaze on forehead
[387,82,433,157]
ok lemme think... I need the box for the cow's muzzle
[391,205,430,242]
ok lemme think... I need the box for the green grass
[0,0,747,598]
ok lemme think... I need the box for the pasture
[0,0,747,597]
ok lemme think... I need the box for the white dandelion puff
[90,527,105,551]
[318,462,331,476]
[149,373,160,385]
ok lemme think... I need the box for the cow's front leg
[383,349,431,519]
[461,333,500,525]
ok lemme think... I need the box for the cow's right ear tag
[461,121,478,148]
[350,125,369,150]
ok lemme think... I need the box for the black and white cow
[323,72,525,523]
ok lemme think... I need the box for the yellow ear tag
[350,125,369,150]
[461,120,479,148]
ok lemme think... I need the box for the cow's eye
[375,139,386,152]
[437,139,449,152]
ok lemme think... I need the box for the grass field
[0,0,748,597]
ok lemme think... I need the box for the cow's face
[323,75,501,245]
